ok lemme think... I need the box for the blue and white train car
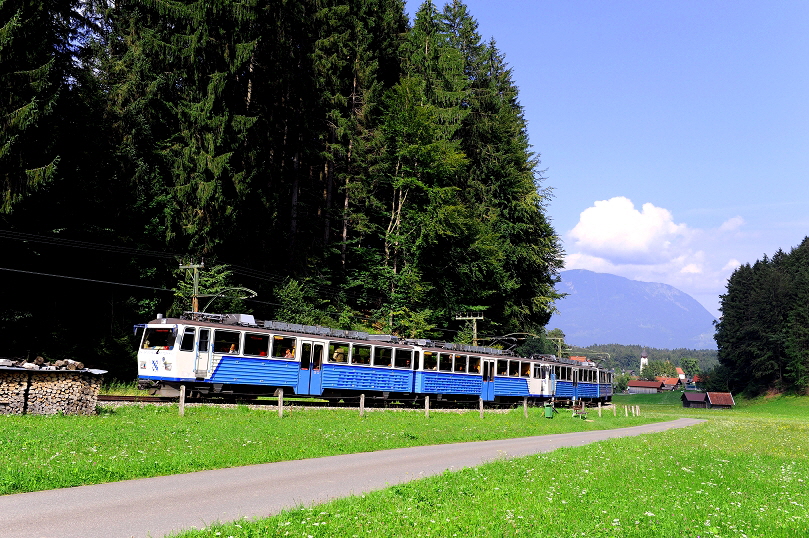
[135,313,613,405]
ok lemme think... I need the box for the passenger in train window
[509,360,520,376]
[272,337,296,359]
[454,356,467,372]
[393,350,410,368]
[332,345,347,362]
[244,333,270,356]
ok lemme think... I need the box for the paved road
[1,418,703,538]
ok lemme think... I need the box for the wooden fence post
[523,396,528,418]
[179,384,186,417]
[479,397,484,419]
[278,388,284,418]
[425,395,430,419]
[624,405,628,417]
[613,404,616,416]
[598,402,602,417]
[360,393,365,418]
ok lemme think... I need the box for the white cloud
[719,216,744,232]
[568,197,689,264]
[680,263,702,274]
[564,197,750,317]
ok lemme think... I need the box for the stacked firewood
[0,357,85,370]
[24,372,102,415]
[0,371,27,414]
[0,361,104,415]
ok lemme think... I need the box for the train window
[521,362,531,377]
[351,344,371,365]
[142,328,176,350]
[497,360,508,376]
[393,349,413,368]
[213,330,241,354]
[180,328,195,352]
[375,347,393,367]
[329,342,349,363]
[423,352,437,371]
[272,336,296,359]
[438,353,453,372]
[199,329,210,352]
[244,333,270,357]
[468,356,480,374]
[454,355,467,373]
[533,365,541,378]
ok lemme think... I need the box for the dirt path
[1,418,704,538]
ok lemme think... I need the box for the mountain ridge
[548,269,717,349]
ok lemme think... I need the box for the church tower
[640,348,648,373]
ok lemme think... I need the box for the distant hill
[548,269,717,349]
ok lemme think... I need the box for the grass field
[172,396,809,538]
[0,403,660,495]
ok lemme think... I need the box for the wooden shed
[627,380,664,394]
[706,392,735,409]
[681,392,707,408]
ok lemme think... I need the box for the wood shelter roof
[707,392,735,406]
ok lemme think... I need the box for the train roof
[144,313,608,369]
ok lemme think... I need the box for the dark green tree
[0,0,81,211]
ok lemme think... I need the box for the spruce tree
[0,0,78,212]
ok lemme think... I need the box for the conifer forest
[713,238,809,396]
[1,0,565,378]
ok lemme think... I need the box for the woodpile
[0,357,85,370]
[0,366,105,416]
[0,371,27,415]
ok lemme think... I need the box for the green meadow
[0,403,658,495]
[173,395,809,538]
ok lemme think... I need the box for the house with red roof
[627,380,664,394]
[655,376,682,391]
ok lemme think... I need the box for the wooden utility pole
[455,312,484,346]
[179,261,204,313]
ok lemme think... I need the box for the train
[135,312,614,405]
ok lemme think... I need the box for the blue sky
[406,0,809,317]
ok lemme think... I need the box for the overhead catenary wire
[0,267,175,292]
[0,228,370,302]
[0,231,466,337]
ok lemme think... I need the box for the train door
[481,359,496,401]
[297,340,324,396]
[572,368,579,402]
[195,328,212,377]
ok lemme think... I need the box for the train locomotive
[135,313,613,404]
